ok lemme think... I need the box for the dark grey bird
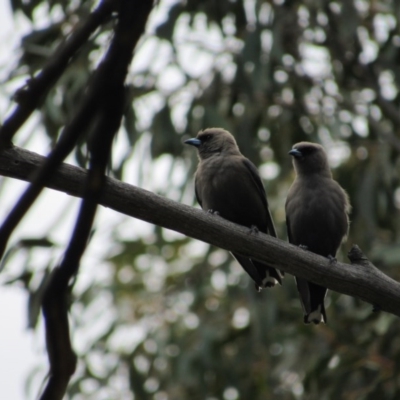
[185,128,283,289]
[286,142,350,324]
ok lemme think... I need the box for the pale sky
[0,2,39,398]
[0,2,73,399]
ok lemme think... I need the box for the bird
[285,142,350,324]
[185,127,283,290]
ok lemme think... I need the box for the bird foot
[299,244,308,250]
[249,225,259,234]
[327,255,337,264]
[207,209,220,216]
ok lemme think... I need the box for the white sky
[0,3,40,399]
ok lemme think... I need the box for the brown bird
[286,142,350,324]
[185,128,283,289]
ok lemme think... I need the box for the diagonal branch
[0,0,116,149]
[1,145,400,318]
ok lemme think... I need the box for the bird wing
[194,181,202,207]
[286,216,292,243]
[231,252,263,286]
[288,216,327,323]
[242,158,277,238]
[232,253,283,288]
[295,276,311,315]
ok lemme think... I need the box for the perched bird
[185,127,283,289]
[286,142,350,324]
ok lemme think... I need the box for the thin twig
[0,0,116,149]
[0,0,152,261]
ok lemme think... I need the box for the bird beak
[184,138,202,147]
[289,149,302,158]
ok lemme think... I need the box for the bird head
[289,142,331,177]
[185,128,240,159]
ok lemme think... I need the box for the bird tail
[232,252,283,289]
[263,266,284,287]
[296,278,327,324]
[304,303,327,325]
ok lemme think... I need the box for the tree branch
[0,0,151,262]
[1,145,399,318]
[37,1,154,399]
[0,0,116,149]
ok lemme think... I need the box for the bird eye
[202,134,212,141]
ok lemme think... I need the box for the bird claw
[327,255,337,264]
[299,244,308,250]
[207,209,220,216]
[249,225,259,234]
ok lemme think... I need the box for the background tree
[1,0,400,399]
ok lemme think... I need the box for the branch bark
[1,145,400,318]
[36,1,154,399]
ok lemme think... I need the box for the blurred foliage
[2,0,400,399]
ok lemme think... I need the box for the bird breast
[286,177,348,256]
[196,156,268,231]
